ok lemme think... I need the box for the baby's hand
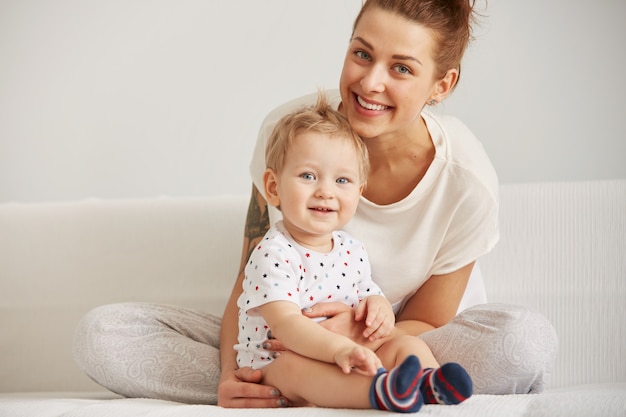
[334,344,382,376]
[355,295,395,341]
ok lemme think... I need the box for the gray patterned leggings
[72,302,557,404]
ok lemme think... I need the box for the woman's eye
[301,173,315,180]
[355,50,371,61]
[394,65,411,75]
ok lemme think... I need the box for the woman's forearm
[219,286,242,373]
[220,185,271,372]
[393,319,436,337]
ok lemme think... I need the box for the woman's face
[339,6,442,141]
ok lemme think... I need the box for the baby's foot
[420,362,473,405]
[369,355,424,413]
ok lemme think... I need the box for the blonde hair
[265,91,369,184]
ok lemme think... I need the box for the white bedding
[2,384,625,417]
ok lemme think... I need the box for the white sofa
[1,179,625,417]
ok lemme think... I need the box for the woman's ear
[431,68,459,103]
[263,168,281,207]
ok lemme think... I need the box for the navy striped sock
[420,363,473,405]
[369,355,424,413]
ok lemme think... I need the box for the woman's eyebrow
[352,36,422,66]
[353,36,374,50]
[392,54,422,66]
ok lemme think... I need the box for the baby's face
[275,131,363,249]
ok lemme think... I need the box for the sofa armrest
[0,195,249,392]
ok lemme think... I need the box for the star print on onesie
[234,221,382,370]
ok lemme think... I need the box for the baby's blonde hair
[265,91,369,184]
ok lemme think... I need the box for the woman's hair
[353,0,478,81]
[265,91,369,184]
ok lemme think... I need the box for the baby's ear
[263,168,281,207]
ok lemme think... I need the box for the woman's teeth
[357,95,389,111]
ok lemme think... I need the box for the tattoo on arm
[239,185,270,275]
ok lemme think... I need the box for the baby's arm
[354,295,395,342]
[258,301,382,375]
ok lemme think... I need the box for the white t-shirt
[249,90,499,314]
[235,221,382,369]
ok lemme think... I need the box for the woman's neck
[362,117,435,205]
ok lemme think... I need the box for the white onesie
[235,221,382,370]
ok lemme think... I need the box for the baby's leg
[262,351,372,408]
[262,351,423,412]
[376,335,473,405]
[376,334,439,369]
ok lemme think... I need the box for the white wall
[1,0,624,203]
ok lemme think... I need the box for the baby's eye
[355,50,371,61]
[300,173,315,181]
[336,177,350,184]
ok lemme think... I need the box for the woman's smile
[356,94,392,112]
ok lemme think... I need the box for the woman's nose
[360,65,386,93]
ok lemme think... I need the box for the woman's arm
[395,262,474,335]
[218,185,287,408]
[301,262,475,344]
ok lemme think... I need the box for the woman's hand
[217,366,289,408]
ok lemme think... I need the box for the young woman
[217,0,557,408]
[73,0,557,407]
